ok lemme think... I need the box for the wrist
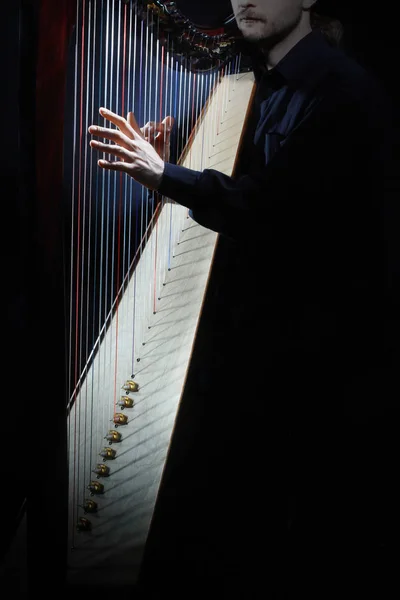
[153,160,166,191]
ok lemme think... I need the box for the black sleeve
[157,94,368,241]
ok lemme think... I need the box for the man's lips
[240,16,264,22]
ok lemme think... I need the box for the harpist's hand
[88,107,165,191]
[141,116,174,162]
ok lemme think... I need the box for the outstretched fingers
[89,139,131,161]
[88,124,133,150]
[97,159,131,173]
[97,107,143,141]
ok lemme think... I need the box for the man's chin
[242,33,264,42]
[239,24,269,43]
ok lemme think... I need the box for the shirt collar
[254,29,336,89]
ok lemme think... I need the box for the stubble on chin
[239,21,270,43]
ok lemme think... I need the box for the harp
[26,0,256,594]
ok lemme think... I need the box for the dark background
[2,0,399,597]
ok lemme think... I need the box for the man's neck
[261,20,312,70]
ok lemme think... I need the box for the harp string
[77,0,88,547]
[181,65,187,172]
[168,56,181,272]
[152,41,163,315]
[112,0,126,417]
[128,5,136,373]
[105,0,115,398]
[199,73,206,170]
[185,65,191,166]
[90,0,98,518]
[88,0,98,485]
[75,0,86,525]
[68,0,80,550]
[99,0,109,490]
[142,6,149,252]
[81,0,92,517]
[189,70,196,169]
[94,0,104,521]
[164,50,175,280]
[98,0,109,453]
[158,44,169,294]
[122,2,132,309]
[150,24,158,316]
[194,71,200,168]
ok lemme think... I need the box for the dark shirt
[158,30,397,415]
